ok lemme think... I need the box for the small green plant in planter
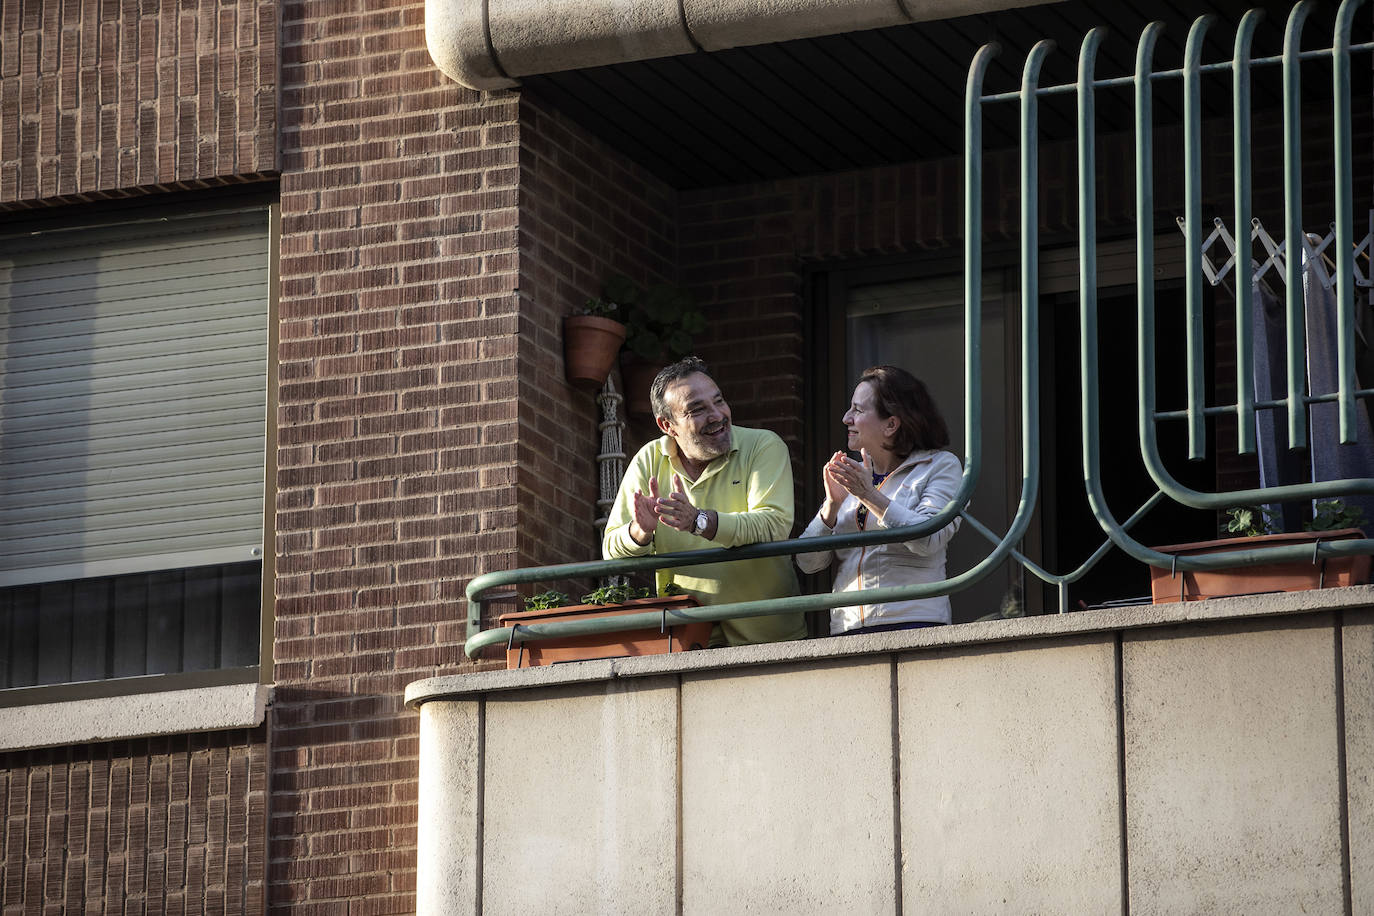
[1305,499,1365,532]
[1223,505,1277,538]
[582,583,652,605]
[524,588,572,611]
[1222,500,1365,537]
[579,296,622,321]
[1153,500,1371,604]
[581,581,685,605]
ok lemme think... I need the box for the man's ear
[655,414,674,436]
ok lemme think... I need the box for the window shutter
[0,209,269,588]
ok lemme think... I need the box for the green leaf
[603,274,641,306]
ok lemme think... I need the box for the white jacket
[796,449,963,633]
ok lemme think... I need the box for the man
[603,356,806,646]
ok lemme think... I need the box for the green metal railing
[465,0,1374,659]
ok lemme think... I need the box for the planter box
[1149,528,1371,604]
[498,595,709,669]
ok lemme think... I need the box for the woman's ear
[885,416,900,439]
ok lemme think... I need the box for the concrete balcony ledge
[405,584,1374,706]
[408,585,1374,914]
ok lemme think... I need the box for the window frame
[0,186,278,716]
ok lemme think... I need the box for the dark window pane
[0,561,261,689]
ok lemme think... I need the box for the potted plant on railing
[607,275,705,416]
[497,582,708,668]
[1148,500,1371,603]
[563,296,627,390]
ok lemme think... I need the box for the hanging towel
[1303,247,1374,529]
[1251,272,1308,532]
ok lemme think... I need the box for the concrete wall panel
[481,678,679,915]
[681,659,895,914]
[417,701,482,916]
[897,636,1123,912]
[1344,609,1374,914]
[1123,619,1344,914]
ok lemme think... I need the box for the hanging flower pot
[563,313,626,390]
[619,352,662,417]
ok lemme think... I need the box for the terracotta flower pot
[619,352,663,417]
[563,315,627,390]
[1149,528,1371,603]
[497,594,709,668]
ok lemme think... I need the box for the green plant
[599,274,704,361]
[524,589,572,611]
[1305,499,1365,532]
[582,583,654,605]
[580,582,686,605]
[579,296,622,320]
[1224,505,1276,538]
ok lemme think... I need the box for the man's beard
[681,422,731,463]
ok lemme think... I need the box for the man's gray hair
[650,356,712,420]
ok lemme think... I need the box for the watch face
[695,511,707,532]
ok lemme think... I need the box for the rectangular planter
[498,594,710,669]
[1149,528,1371,604]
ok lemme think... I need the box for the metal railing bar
[1233,9,1263,455]
[1137,19,1164,519]
[1019,35,1053,600]
[464,497,970,627]
[962,41,996,512]
[1283,1,1314,448]
[1151,388,1374,420]
[961,490,1166,609]
[979,41,1374,103]
[1332,0,1366,442]
[1183,15,1213,460]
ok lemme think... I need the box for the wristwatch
[693,510,709,536]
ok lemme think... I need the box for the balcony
[406,4,1374,912]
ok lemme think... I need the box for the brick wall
[270,0,530,908]
[0,730,269,914]
[0,1,278,913]
[0,0,276,208]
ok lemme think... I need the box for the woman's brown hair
[859,365,951,456]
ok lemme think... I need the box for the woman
[796,366,963,634]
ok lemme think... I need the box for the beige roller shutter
[0,208,269,588]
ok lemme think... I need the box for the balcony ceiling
[523,0,1356,189]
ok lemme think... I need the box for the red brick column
[270,0,528,907]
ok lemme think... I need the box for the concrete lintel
[0,683,272,752]
[425,0,1062,90]
[406,584,1374,706]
